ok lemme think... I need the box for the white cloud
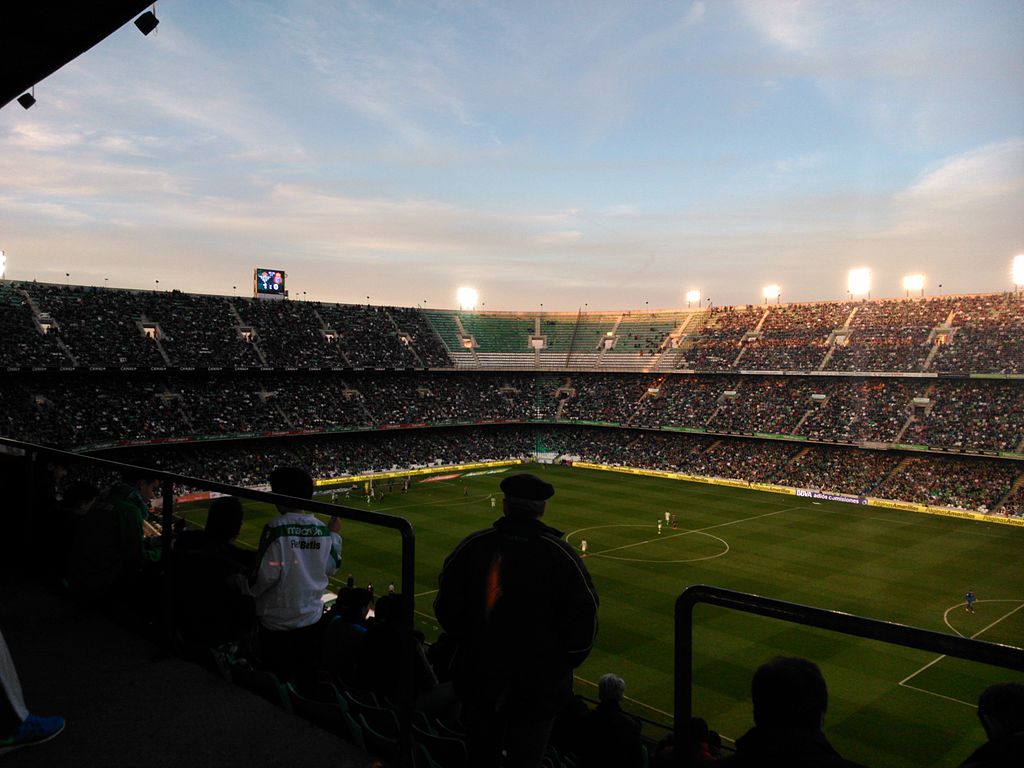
[738,0,827,53]
[898,139,1024,209]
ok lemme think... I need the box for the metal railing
[675,584,1024,741]
[1,436,417,767]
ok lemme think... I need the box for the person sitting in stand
[718,656,868,767]
[170,495,256,654]
[959,682,1024,768]
[572,673,644,768]
[67,470,163,624]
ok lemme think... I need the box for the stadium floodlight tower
[848,267,871,299]
[762,284,780,304]
[685,289,700,308]
[902,273,925,297]
[456,286,478,311]
[1013,254,1024,294]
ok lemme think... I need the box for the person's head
[751,656,828,731]
[269,466,314,514]
[977,682,1024,741]
[122,469,162,500]
[205,495,244,543]
[499,473,554,519]
[598,673,626,704]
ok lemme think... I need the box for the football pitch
[179,463,1024,768]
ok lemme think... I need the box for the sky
[1,0,1023,311]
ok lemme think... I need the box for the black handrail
[675,584,1024,738]
[1,436,417,767]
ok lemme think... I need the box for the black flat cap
[500,473,554,501]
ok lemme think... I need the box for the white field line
[898,683,977,709]
[592,506,798,556]
[898,600,1024,706]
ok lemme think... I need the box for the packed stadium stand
[3,280,1023,517]
[3,280,1023,768]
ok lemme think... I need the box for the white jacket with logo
[252,511,342,630]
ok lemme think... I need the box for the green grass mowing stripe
[179,464,1024,767]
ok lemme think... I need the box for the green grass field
[179,464,1024,768]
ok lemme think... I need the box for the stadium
[2,3,1023,768]
[2,277,1023,767]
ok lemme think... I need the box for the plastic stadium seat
[229,664,292,713]
[285,682,362,744]
[358,713,400,763]
[411,723,468,768]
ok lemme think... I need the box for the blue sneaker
[0,713,65,754]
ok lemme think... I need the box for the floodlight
[902,274,925,296]
[456,286,478,311]
[848,268,871,297]
[1013,255,1024,288]
[685,289,700,307]
[135,10,159,35]
[17,92,36,109]
[762,284,780,302]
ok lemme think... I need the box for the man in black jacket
[434,472,599,768]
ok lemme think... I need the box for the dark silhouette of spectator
[718,656,868,767]
[350,593,455,715]
[251,467,341,687]
[331,573,370,619]
[959,682,1024,768]
[52,479,99,584]
[652,718,719,768]
[434,472,599,768]
[572,672,644,768]
[66,470,163,620]
[170,496,256,652]
[0,628,64,755]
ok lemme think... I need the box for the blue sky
[1,0,1022,310]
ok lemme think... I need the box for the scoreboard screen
[254,268,286,296]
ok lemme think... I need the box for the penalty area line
[898,601,1024,706]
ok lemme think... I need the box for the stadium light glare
[685,289,700,307]
[762,284,780,303]
[1013,254,1024,289]
[456,286,478,311]
[902,274,925,296]
[848,268,871,298]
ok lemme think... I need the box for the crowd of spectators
[738,302,853,372]
[0,282,453,371]
[903,380,1024,452]
[4,281,1024,375]
[930,294,1024,374]
[3,372,1022,458]
[798,378,916,444]
[826,297,956,372]
[102,425,1022,516]
[876,454,1020,513]
[783,445,902,497]
[677,306,760,370]
[3,281,1023,518]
